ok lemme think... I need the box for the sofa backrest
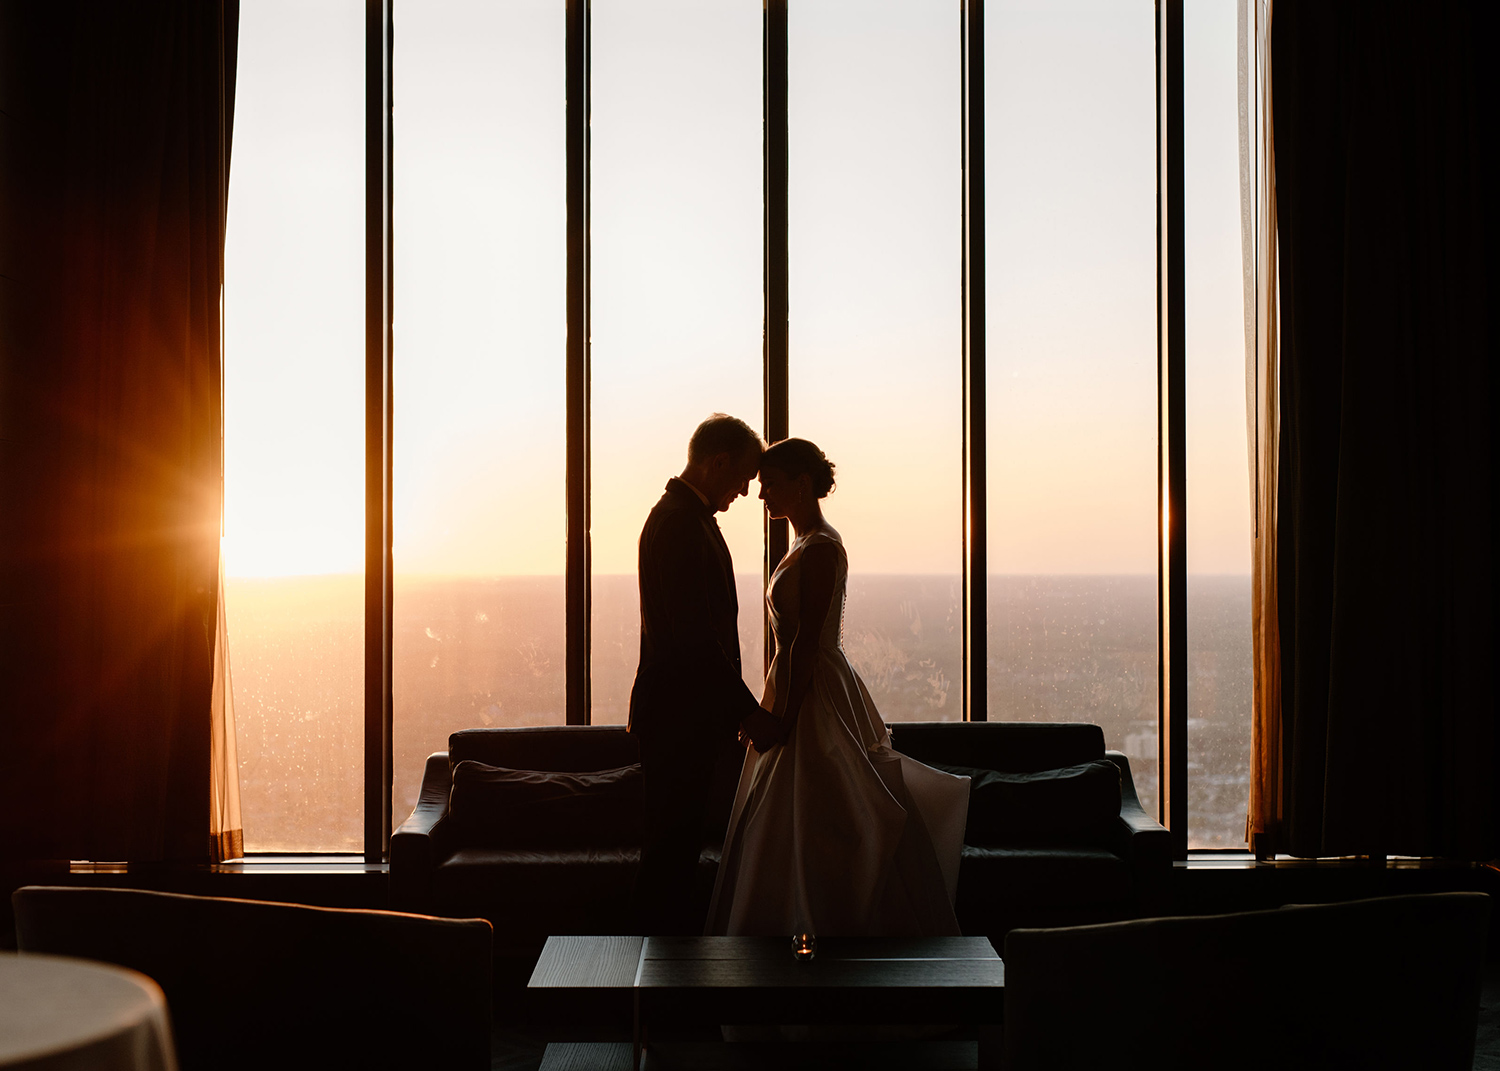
[448,725,743,846]
[451,724,639,772]
[451,722,1108,776]
[889,721,1106,772]
[445,722,1117,849]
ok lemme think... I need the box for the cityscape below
[227,573,1250,853]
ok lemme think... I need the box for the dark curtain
[0,1,238,862]
[1273,0,1498,858]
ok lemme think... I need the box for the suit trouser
[634,727,730,936]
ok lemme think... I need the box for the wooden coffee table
[530,935,1004,1070]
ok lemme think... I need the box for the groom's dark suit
[630,477,762,934]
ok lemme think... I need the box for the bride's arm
[776,541,838,743]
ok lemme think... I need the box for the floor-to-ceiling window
[223,0,366,851]
[984,0,1160,812]
[589,0,765,725]
[1185,0,1254,848]
[789,0,962,722]
[389,0,568,831]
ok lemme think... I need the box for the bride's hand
[741,709,783,751]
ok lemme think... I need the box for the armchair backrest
[12,886,493,1071]
[1003,892,1491,1070]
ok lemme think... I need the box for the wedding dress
[706,527,969,937]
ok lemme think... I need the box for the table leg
[978,1025,1002,1070]
[632,989,642,1071]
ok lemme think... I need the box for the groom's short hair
[688,413,763,464]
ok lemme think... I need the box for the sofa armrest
[390,751,453,912]
[1101,750,1171,912]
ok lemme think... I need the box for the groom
[630,413,780,935]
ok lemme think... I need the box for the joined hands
[739,709,787,751]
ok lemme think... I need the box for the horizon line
[225,570,1251,581]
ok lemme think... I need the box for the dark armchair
[12,886,493,1071]
[1002,892,1491,1070]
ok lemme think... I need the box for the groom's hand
[740,709,783,751]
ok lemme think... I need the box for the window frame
[356,0,1194,864]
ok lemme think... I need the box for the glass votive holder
[790,932,817,962]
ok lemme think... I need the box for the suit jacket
[628,478,763,743]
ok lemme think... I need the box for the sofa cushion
[430,847,642,937]
[933,760,1122,845]
[957,845,1133,910]
[447,761,644,848]
[428,846,722,940]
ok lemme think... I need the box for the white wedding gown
[706,527,969,937]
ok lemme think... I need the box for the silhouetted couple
[629,414,967,938]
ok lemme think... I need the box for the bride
[706,438,969,937]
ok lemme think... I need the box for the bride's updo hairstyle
[762,438,836,498]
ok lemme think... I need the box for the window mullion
[364,0,394,864]
[565,0,592,725]
[1156,0,1188,859]
[962,0,987,722]
[763,0,789,670]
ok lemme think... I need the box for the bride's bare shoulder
[796,527,847,577]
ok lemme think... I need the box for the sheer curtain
[210,4,244,865]
[1240,0,1281,857]
[211,558,244,862]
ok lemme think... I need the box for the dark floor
[1474,961,1500,1071]
[491,1024,548,1071]
[492,958,1500,1071]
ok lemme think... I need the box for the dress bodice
[766,527,847,654]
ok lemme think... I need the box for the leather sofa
[391,721,1169,950]
[889,722,1171,938]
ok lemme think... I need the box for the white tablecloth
[0,953,176,1071]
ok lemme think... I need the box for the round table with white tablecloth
[0,953,177,1071]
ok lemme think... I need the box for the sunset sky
[223,0,1250,581]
